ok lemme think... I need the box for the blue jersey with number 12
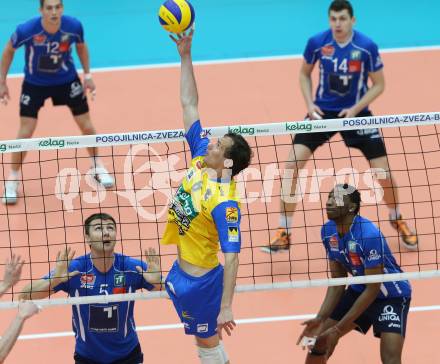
[11,16,83,86]
[303,29,384,112]
[46,253,154,363]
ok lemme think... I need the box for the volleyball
[158,0,195,34]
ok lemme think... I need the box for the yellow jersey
[161,121,242,269]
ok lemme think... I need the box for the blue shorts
[330,288,411,338]
[165,261,223,338]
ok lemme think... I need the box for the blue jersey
[46,253,154,362]
[303,30,384,112]
[11,16,84,86]
[322,215,411,299]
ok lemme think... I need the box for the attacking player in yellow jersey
[161,29,252,364]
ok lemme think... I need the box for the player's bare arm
[297,260,347,344]
[299,60,323,119]
[20,247,80,300]
[217,252,239,339]
[75,42,96,96]
[0,41,15,104]
[171,29,200,132]
[331,265,382,332]
[338,69,385,118]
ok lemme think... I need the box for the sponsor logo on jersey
[368,249,381,262]
[348,241,357,252]
[113,287,126,294]
[197,323,209,333]
[349,60,362,73]
[321,45,335,57]
[349,252,362,266]
[350,50,362,60]
[228,225,239,242]
[204,188,212,201]
[379,305,401,322]
[182,311,195,320]
[59,41,70,53]
[226,207,238,223]
[375,56,383,68]
[33,34,46,45]
[329,236,338,249]
[187,169,194,181]
[80,274,96,289]
[114,273,125,287]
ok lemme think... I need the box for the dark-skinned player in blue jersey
[297,184,411,364]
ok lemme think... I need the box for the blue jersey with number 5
[45,253,154,362]
[303,30,383,112]
[10,16,83,86]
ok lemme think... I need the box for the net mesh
[1,112,440,307]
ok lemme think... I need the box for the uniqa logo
[228,126,255,135]
[285,122,312,132]
[0,144,6,152]
[38,138,65,148]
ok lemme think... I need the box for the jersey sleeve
[366,41,383,73]
[10,25,26,49]
[185,120,209,159]
[135,260,155,291]
[303,36,319,65]
[74,19,85,44]
[211,201,241,253]
[362,230,385,269]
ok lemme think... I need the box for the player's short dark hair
[84,213,117,235]
[224,133,252,177]
[328,0,354,17]
[40,0,63,8]
[340,183,361,214]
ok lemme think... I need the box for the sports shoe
[261,228,291,253]
[390,215,418,250]
[2,180,19,205]
[93,166,115,188]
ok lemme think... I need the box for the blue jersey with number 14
[11,16,83,86]
[303,29,384,112]
[46,253,154,363]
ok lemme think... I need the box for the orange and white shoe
[390,215,418,250]
[261,228,291,253]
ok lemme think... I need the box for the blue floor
[1,0,440,74]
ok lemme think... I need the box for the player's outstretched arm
[0,41,15,105]
[75,42,96,97]
[297,260,347,346]
[0,255,24,297]
[332,265,382,333]
[0,300,39,363]
[217,252,239,339]
[299,60,323,120]
[19,248,80,300]
[170,29,200,132]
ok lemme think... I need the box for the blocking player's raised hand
[136,247,162,288]
[17,300,40,320]
[53,247,80,284]
[2,254,24,291]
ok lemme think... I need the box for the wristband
[84,73,92,81]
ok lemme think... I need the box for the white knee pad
[197,342,229,364]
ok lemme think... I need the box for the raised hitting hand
[170,27,194,57]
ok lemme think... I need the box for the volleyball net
[0,111,439,308]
